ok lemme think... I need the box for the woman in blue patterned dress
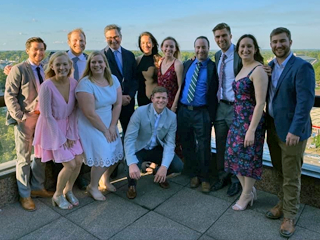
[224,34,268,211]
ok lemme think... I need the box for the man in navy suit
[177,36,218,193]
[265,27,315,238]
[102,24,138,178]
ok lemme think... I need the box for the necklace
[92,77,108,86]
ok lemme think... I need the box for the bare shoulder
[251,65,268,82]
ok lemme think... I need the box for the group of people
[3,23,315,238]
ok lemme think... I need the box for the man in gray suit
[211,23,243,196]
[5,37,53,211]
[124,86,183,199]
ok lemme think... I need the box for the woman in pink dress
[33,52,83,210]
[157,36,183,112]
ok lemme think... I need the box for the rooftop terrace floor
[1,170,320,240]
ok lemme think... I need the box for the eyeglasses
[106,35,120,41]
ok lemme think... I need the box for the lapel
[215,51,221,67]
[274,55,295,96]
[233,50,242,75]
[183,60,193,79]
[24,61,38,93]
[148,104,156,133]
[207,60,214,87]
[120,47,126,77]
[157,108,167,130]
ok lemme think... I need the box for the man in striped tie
[177,36,219,193]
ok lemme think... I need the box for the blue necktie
[72,57,79,81]
[114,50,123,75]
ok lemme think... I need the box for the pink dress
[33,78,83,163]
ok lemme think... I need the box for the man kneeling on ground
[124,86,183,199]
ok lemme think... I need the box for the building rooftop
[1,170,320,240]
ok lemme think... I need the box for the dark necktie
[217,54,227,102]
[36,67,43,84]
[72,57,79,81]
[187,62,202,103]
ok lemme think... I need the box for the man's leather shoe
[190,177,200,188]
[227,182,241,197]
[201,182,211,193]
[20,197,36,211]
[76,176,89,190]
[266,204,283,219]
[31,189,54,198]
[280,218,295,238]
[211,179,228,191]
[126,186,137,199]
[159,180,170,189]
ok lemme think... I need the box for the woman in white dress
[76,51,123,201]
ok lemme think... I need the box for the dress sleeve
[75,78,94,95]
[33,82,66,150]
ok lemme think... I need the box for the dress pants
[267,115,307,219]
[177,105,211,182]
[127,146,184,186]
[214,102,239,183]
[14,113,45,198]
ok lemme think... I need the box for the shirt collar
[67,50,86,61]
[27,59,42,69]
[195,57,209,67]
[224,43,234,58]
[151,104,164,117]
[110,46,122,54]
[273,52,292,68]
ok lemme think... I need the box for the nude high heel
[252,186,258,201]
[52,195,73,210]
[232,192,254,211]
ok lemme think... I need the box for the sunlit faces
[26,42,45,65]
[270,32,292,60]
[140,35,153,55]
[194,38,209,61]
[151,92,168,114]
[161,39,176,57]
[68,32,86,56]
[50,55,71,78]
[90,55,106,75]
[238,37,256,61]
[105,29,122,50]
[213,28,232,52]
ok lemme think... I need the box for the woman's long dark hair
[236,34,264,64]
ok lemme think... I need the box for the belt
[180,103,207,111]
[220,99,234,105]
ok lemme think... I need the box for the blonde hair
[67,28,86,41]
[81,51,113,86]
[45,51,72,79]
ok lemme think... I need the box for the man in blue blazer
[211,23,243,196]
[265,27,315,238]
[177,36,219,193]
[125,86,183,199]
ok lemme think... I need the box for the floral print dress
[224,65,266,180]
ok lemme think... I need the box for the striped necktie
[217,54,227,102]
[187,62,202,103]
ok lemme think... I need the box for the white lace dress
[76,76,123,167]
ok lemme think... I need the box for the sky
[0,0,319,51]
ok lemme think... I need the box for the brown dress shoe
[190,177,200,188]
[265,203,283,219]
[31,189,54,198]
[201,182,211,193]
[20,197,36,211]
[280,218,295,238]
[126,186,137,199]
[159,180,170,189]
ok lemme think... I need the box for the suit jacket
[124,103,176,168]
[179,58,219,123]
[4,61,39,125]
[214,47,242,76]
[103,46,138,99]
[268,55,315,142]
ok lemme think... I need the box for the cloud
[52,41,65,44]
[18,32,27,35]
[32,18,38,22]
